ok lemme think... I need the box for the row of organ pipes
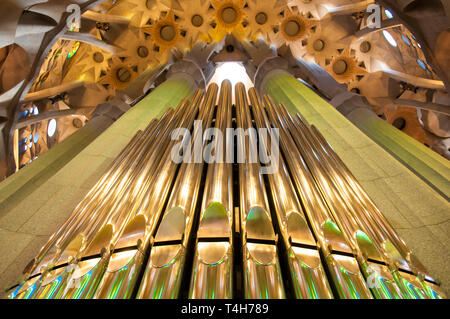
[8,80,446,299]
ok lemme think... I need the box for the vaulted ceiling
[0,0,449,179]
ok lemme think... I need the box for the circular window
[160,25,176,41]
[47,119,57,137]
[116,68,131,83]
[284,20,301,37]
[137,46,149,58]
[313,39,325,51]
[191,14,203,27]
[255,12,267,25]
[360,41,371,53]
[221,7,237,24]
[93,52,104,63]
[333,60,348,75]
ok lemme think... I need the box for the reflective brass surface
[12,80,445,300]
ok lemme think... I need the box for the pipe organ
[8,80,446,299]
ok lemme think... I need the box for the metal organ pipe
[9,80,446,300]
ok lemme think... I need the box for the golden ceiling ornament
[326,49,367,84]
[279,6,317,43]
[65,44,113,83]
[244,0,286,43]
[144,11,187,53]
[304,24,345,67]
[116,29,159,73]
[174,0,214,46]
[100,56,137,91]
[209,0,247,42]
[108,0,173,27]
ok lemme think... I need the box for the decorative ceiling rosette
[244,0,286,43]
[209,0,247,42]
[326,48,367,84]
[144,11,188,54]
[63,44,113,83]
[108,0,173,27]
[116,29,159,73]
[304,23,345,67]
[271,6,318,57]
[174,0,214,46]
[99,56,137,91]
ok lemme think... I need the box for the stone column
[0,65,198,295]
[260,67,450,200]
[255,64,450,294]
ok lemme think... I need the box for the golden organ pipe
[236,83,285,299]
[137,84,218,299]
[261,93,373,299]
[248,88,333,299]
[188,80,234,299]
[274,102,405,299]
[8,73,446,300]
[12,97,199,299]
[95,90,208,299]
[305,119,445,298]
[27,121,156,276]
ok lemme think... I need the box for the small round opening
[392,117,406,130]
[160,25,176,41]
[137,46,149,58]
[255,12,267,25]
[360,41,371,53]
[226,45,234,53]
[116,67,131,83]
[333,60,348,75]
[313,39,325,51]
[191,14,204,27]
[93,52,104,63]
[222,7,237,24]
[284,20,300,37]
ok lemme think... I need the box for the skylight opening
[417,59,427,70]
[382,30,397,47]
[209,62,253,89]
[47,119,57,137]
[208,62,254,103]
[384,10,394,19]
[402,35,410,46]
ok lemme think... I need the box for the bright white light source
[209,62,253,91]
[47,119,57,137]
[383,30,397,47]
[33,106,39,115]
[384,10,393,19]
